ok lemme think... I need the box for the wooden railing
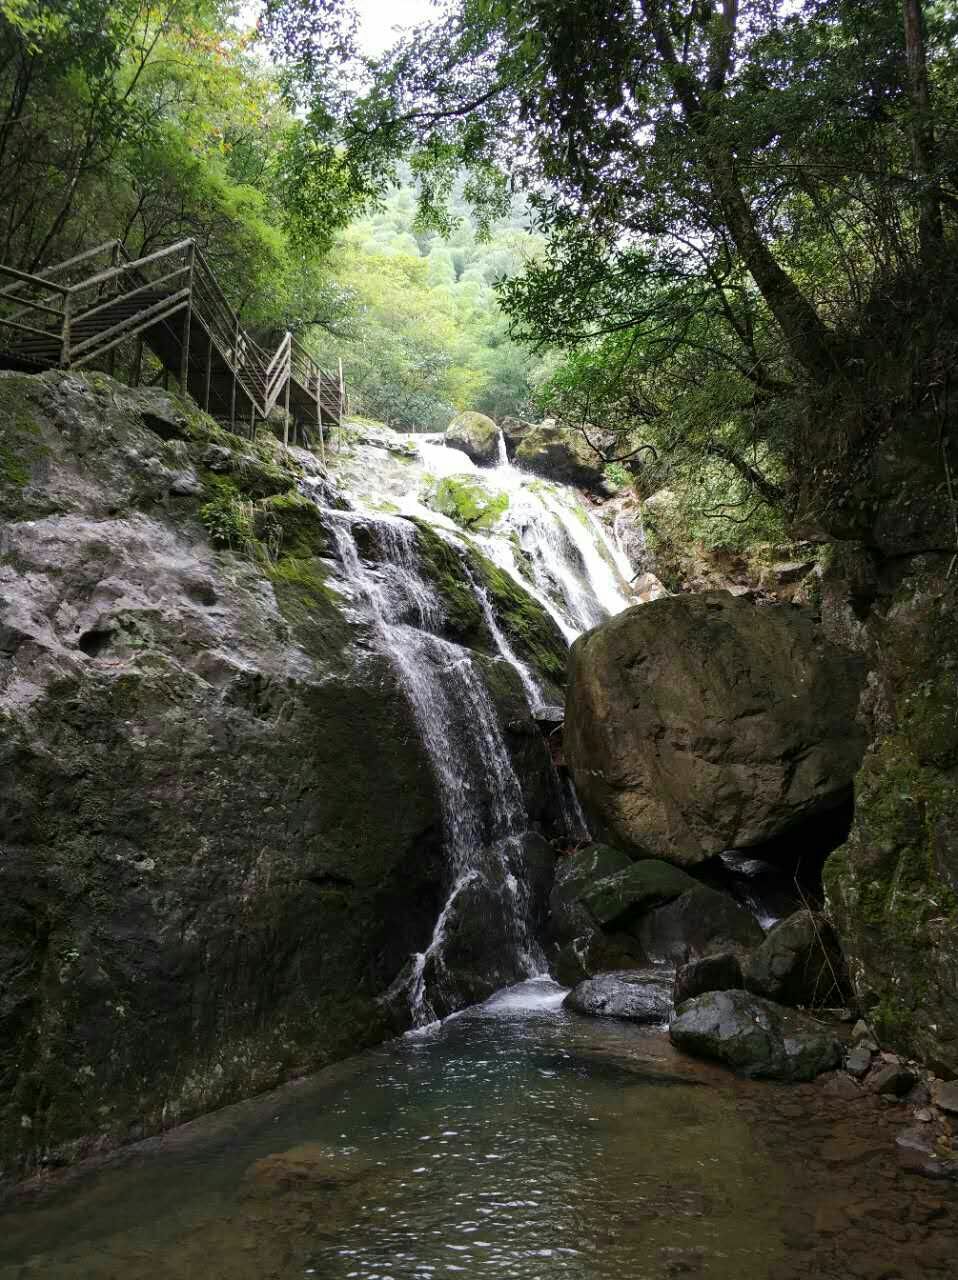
[0,238,344,444]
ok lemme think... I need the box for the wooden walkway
[0,239,344,449]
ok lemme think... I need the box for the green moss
[466,545,569,685]
[0,379,50,512]
[198,489,256,551]
[410,519,485,640]
[255,490,329,559]
[428,475,509,532]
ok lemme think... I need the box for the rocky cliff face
[0,371,563,1177]
[805,410,958,1074]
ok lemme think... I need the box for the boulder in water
[445,411,500,466]
[565,591,866,866]
[580,859,698,928]
[514,420,609,491]
[499,415,533,458]
[554,931,644,987]
[673,951,744,1005]
[636,885,764,963]
[564,969,673,1023]
[744,909,847,1008]
[426,473,508,532]
[669,989,841,1081]
[548,843,633,943]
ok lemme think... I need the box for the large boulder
[426,473,508,532]
[564,970,673,1023]
[565,592,866,866]
[514,420,609,491]
[499,416,533,459]
[744,909,847,1008]
[669,990,841,1081]
[579,859,698,928]
[554,932,643,987]
[445,411,500,466]
[548,842,632,943]
[673,951,744,1005]
[636,885,764,963]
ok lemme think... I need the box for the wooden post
[230,321,239,432]
[203,334,212,412]
[59,291,72,368]
[179,242,194,395]
[283,355,291,451]
[316,377,327,471]
[250,398,256,440]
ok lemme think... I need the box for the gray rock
[845,1046,873,1078]
[444,410,500,466]
[564,970,673,1024]
[895,1127,958,1180]
[565,592,866,865]
[580,859,698,928]
[669,989,841,1081]
[932,1080,958,1115]
[637,885,764,964]
[499,416,533,459]
[673,952,744,1005]
[514,420,611,491]
[744,909,847,1008]
[869,1064,917,1097]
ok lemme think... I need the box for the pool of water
[0,979,954,1280]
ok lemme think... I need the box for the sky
[353,0,435,56]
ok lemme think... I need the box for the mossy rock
[445,410,499,466]
[465,544,569,690]
[824,566,958,1073]
[409,518,486,643]
[427,474,509,532]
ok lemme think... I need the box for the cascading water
[327,512,543,1023]
[311,423,645,1022]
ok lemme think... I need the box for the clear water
[3,978,949,1280]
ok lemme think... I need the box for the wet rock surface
[669,989,841,1081]
[565,591,866,865]
[673,951,744,1004]
[579,859,698,928]
[636,884,764,963]
[444,410,500,466]
[564,970,673,1023]
[744,909,847,1008]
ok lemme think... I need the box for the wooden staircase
[0,239,344,450]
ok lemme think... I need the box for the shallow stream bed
[0,979,953,1280]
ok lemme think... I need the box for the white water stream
[309,424,638,1024]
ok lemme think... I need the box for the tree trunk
[705,146,842,385]
[902,0,942,259]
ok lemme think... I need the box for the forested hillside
[0,0,544,428]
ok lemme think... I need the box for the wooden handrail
[0,236,344,448]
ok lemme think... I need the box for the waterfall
[496,428,509,467]
[327,513,544,1023]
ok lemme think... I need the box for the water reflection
[0,979,952,1279]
